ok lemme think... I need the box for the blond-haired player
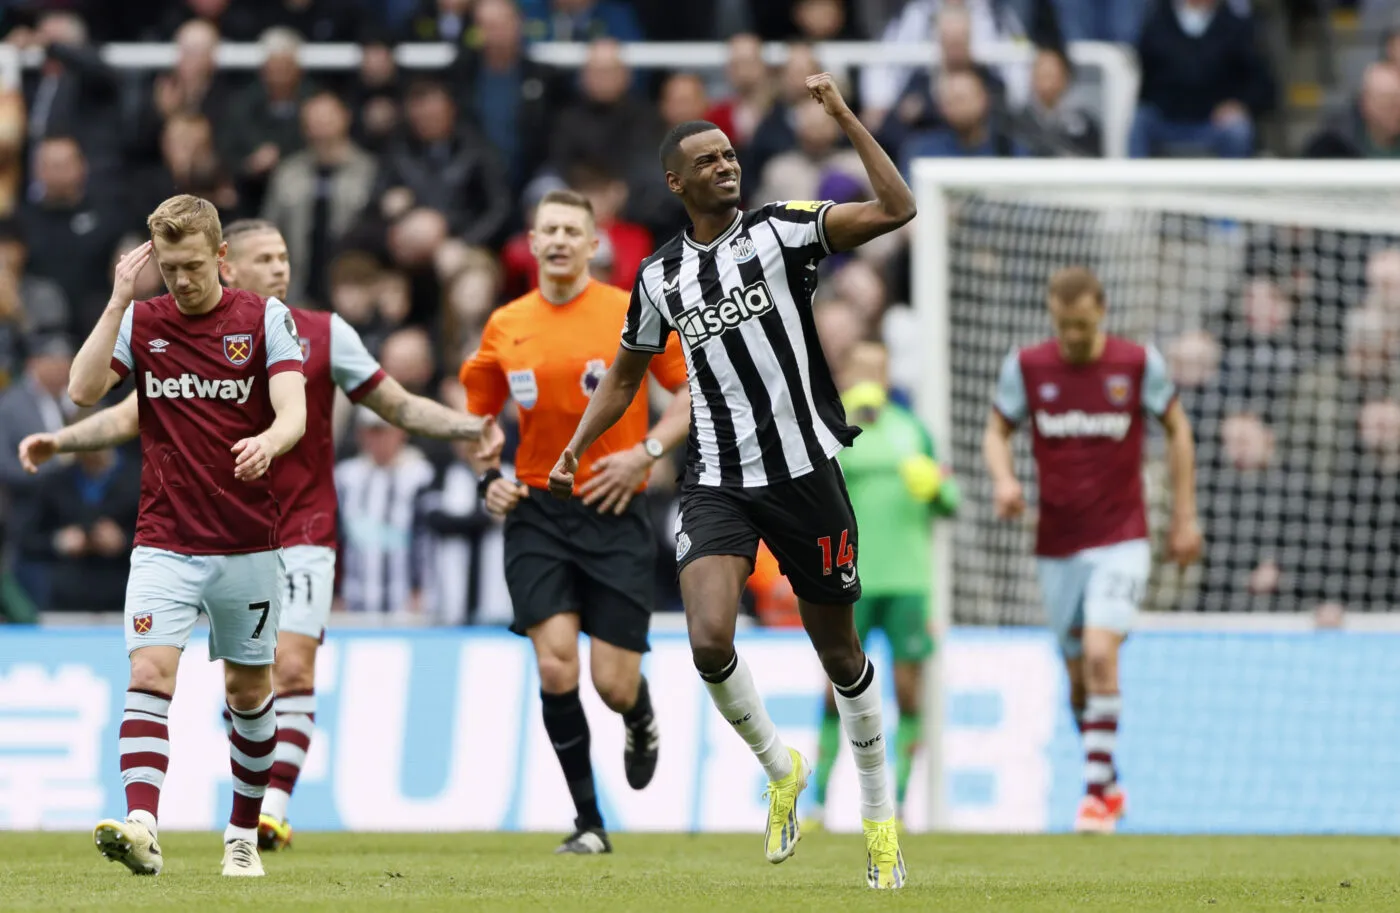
[65,196,306,876]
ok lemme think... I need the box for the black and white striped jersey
[622,200,857,488]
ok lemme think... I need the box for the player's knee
[1082,649,1116,690]
[816,643,865,689]
[273,648,315,695]
[690,639,736,676]
[128,651,178,695]
[591,665,639,713]
[224,663,273,711]
[536,650,580,695]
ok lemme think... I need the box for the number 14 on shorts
[817,529,855,576]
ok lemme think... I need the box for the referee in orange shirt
[460,190,690,854]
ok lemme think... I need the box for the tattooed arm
[17,392,140,473]
[360,376,485,440]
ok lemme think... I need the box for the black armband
[478,468,503,492]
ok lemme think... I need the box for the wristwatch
[642,437,664,460]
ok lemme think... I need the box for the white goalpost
[911,160,1400,833]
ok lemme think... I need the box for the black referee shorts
[675,457,861,605]
[503,487,655,653]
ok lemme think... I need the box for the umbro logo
[149,339,170,353]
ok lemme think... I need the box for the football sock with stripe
[700,652,793,782]
[226,694,276,844]
[833,657,895,822]
[263,689,316,824]
[120,689,171,829]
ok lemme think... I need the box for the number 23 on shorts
[817,529,855,575]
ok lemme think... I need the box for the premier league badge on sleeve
[298,337,311,361]
[223,333,253,366]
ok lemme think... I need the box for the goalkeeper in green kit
[808,340,960,828]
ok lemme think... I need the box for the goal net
[909,161,1400,833]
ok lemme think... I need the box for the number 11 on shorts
[817,530,855,576]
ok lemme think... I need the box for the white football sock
[701,653,793,782]
[833,657,895,822]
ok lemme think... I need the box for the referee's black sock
[622,676,653,729]
[540,688,603,830]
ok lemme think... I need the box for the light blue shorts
[1035,539,1150,659]
[278,545,336,640]
[124,546,285,665]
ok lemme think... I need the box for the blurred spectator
[9,11,123,190]
[1195,412,1292,611]
[129,21,235,171]
[547,40,669,232]
[1303,63,1400,159]
[142,111,239,217]
[0,335,75,607]
[268,0,360,42]
[519,0,645,42]
[1211,278,1300,420]
[452,0,569,196]
[861,0,1030,125]
[758,99,866,206]
[20,444,139,613]
[659,73,711,132]
[144,0,268,42]
[900,70,1024,171]
[329,250,394,352]
[1054,0,1144,43]
[704,34,775,154]
[401,0,477,44]
[0,219,70,347]
[414,385,511,626]
[347,38,403,153]
[221,28,315,212]
[335,410,435,616]
[380,326,438,396]
[747,541,799,627]
[375,78,511,247]
[747,43,824,190]
[18,137,124,332]
[815,300,866,370]
[1130,0,1274,159]
[1010,46,1101,157]
[0,82,22,217]
[789,0,861,41]
[263,91,377,306]
[876,4,1008,155]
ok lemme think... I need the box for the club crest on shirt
[730,236,757,263]
[223,333,253,366]
[298,337,311,361]
[1105,374,1132,407]
[132,613,153,635]
[1038,382,1059,402]
[508,369,538,409]
[580,359,607,398]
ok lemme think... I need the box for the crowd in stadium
[0,0,1394,625]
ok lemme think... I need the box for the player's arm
[984,349,1029,519]
[550,345,656,499]
[69,242,152,407]
[363,377,485,441]
[18,392,140,473]
[805,73,916,253]
[1159,398,1204,568]
[232,300,306,481]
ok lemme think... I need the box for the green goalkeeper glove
[899,454,943,502]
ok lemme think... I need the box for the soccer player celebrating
[809,341,960,829]
[459,189,691,854]
[982,266,1203,833]
[549,74,916,888]
[20,219,487,854]
[65,196,307,877]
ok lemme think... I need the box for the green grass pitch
[2,832,1398,912]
